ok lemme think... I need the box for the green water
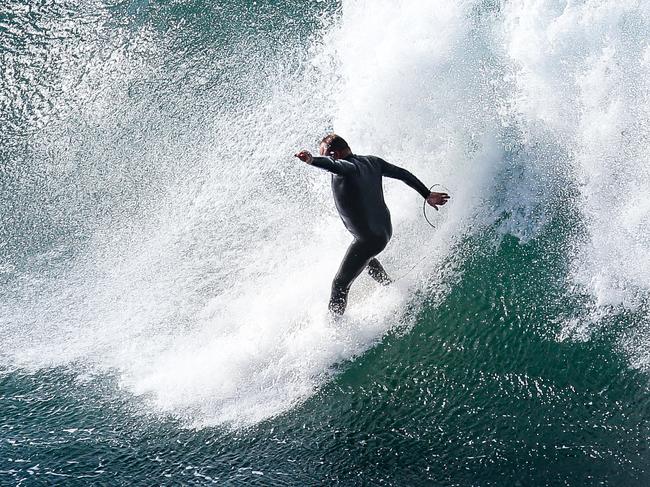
[2,222,649,485]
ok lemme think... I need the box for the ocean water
[1,0,650,485]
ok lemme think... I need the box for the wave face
[1,0,492,428]
[499,0,650,361]
[1,0,650,483]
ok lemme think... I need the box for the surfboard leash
[391,255,429,283]
[422,183,450,229]
[391,184,450,282]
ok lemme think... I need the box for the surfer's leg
[329,239,375,315]
[329,238,388,315]
[367,258,392,285]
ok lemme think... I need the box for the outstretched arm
[381,158,450,210]
[381,159,431,198]
[294,150,357,176]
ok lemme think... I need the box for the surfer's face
[319,142,336,159]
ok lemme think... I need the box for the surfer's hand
[426,191,450,211]
[294,150,313,164]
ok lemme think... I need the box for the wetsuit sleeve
[380,159,430,198]
[310,156,358,176]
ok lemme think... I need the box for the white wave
[5,0,648,428]
[0,0,509,428]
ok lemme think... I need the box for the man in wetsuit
[295,133,450,315]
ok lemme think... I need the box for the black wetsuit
[311,154,430,314]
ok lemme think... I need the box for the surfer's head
[320,133,351,160]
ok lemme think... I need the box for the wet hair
[320,133,350,152]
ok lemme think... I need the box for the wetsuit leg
[329,237,388,315]
[367,258,392,285]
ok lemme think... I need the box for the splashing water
[1,0,649,430]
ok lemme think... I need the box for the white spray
[2,0,649,428]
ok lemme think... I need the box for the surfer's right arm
[294,151,356,175]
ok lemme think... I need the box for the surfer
[295,133,449,315]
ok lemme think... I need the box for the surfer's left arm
[381,159,450,210]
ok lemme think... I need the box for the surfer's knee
[367,234,389,255]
